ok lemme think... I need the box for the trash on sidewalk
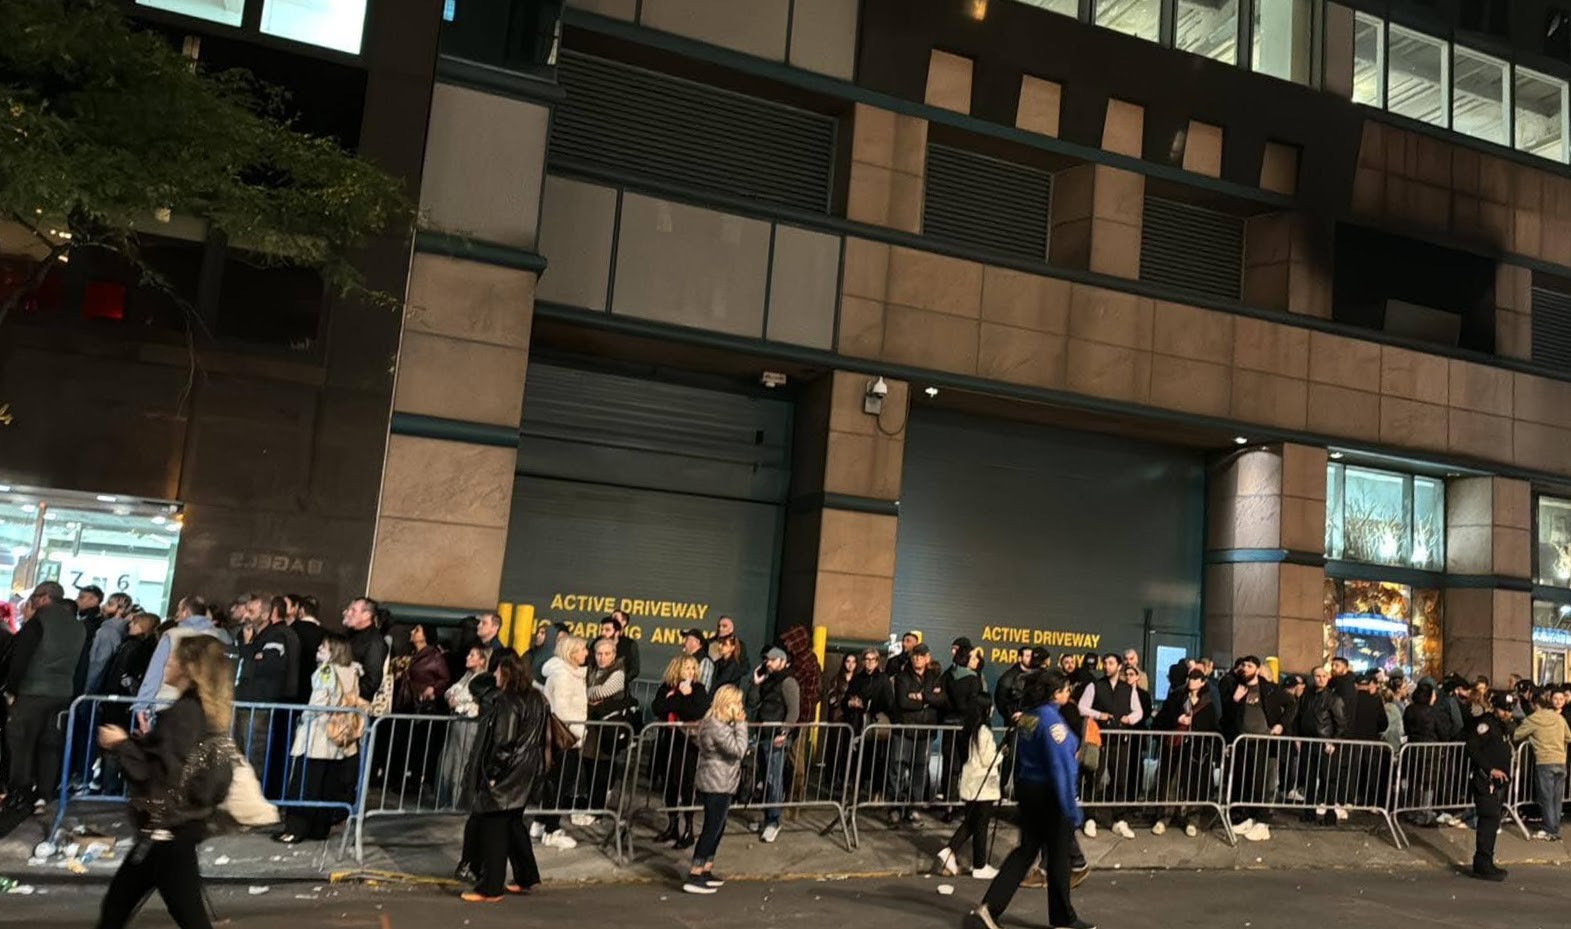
[248,885,270,895]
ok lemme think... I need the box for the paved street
[7,866,1571,929]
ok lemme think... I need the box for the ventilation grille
[1533,286,1571,372]
[550,51,835,213]
[921,144,1052,260]
[1139,196,1244,301]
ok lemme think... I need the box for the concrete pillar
[1203,443,1329,674]
[1049,99,1146,279]
[1443,477,1533,680]
[777,371,907,645]
[847,104,928,234]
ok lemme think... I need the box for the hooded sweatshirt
[526,624,562,685]
[1514,707,1571,766]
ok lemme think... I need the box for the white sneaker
[569,813,596,827]
[529,821,545,839]
[1083,820,1097,838]
[1184,823,1199,838]
[1535,829,1550,840]
[683,880,718,895]
[1286,788,1306,802]
[1244,823,1271,842]
[1113,820,1135,839]
[1314,807,1327,819]
[969,906,1003,929]
[1436,812,1455,825]
[1234,818,1255,834]
[761,823,780,843]
[1334,808,1349,823]
[971,864,999,880]
[1151,820,1167,836]
[937,847,959,876]
[542,830,577,849]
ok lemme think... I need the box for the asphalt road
[5,866,1568,928]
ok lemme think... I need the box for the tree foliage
[0,0,413,328]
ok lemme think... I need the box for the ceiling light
[151,515,166,525]
[924,386,939,398]
[96,495,117,503]
[1330,451,1344,460]
[20,503,36,513]
[1233,436,1248,446]
[0,485,10,493]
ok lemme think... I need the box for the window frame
[1325,461,1446,572]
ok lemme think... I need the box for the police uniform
[972,700,1087,929]
[1465,692,1516,880]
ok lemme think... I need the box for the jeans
[693,791,732,867]
[1536,763,1567,837]
[762,736,789,826]
[892,732,932,813]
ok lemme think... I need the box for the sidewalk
[6,803,1571,887]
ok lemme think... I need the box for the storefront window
[1516,67,1570,164]
[1252,0,1311,84]
[1533,600,1571,685]
[1537,496,1571,587]
[135,0,244,28]
[260,0,368,54]
[1016,0,1079,15]
[1177,0,1238,64]
[1352,12,1385,107]
[1095,0,1160,43]
[1387,25,1448,127]
[1453,47,1509,145]
[1,486,181,616]
[1328,578,1442,679]
[1325,462,1445,571]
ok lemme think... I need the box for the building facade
[10,0,1571,691]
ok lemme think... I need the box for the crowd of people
[7,582,1571,924]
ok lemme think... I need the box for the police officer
[1466,690,1517,881]
[965,669,1094,929]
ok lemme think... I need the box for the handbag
[326,666,369,750]
[1077,718,1102,771]
[544,712,578,770]
[223,751,280,827]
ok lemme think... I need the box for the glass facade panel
[1326,463,1445,571]
[1538,496,1571,587]
[1412,476,1445,571]
[1252,0,1311,83]
[1177,0,1238,64]
[1387,25,1448,126]
[135,0,244,27]
[1014,0,1079,14]
[1533,600,1571,685]
[260,0,368,54]
[1095,0,1160,42]
[1352,12,1385,107]
[1516,67,1570,163]
[1452,47,1508,145]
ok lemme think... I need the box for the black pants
[692,791,731,866]
[281,757,352,840]
[471,810,539,897]
[97,835,210,929]
[946,800,996,867]
[983,781,1077,927]
[1473,772,1504,865]
[7,695,68,798]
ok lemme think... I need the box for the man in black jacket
[994,647,1035,725]
[890,644,946,825]
[1348,670,1391,809]
[3,582,83,810]
[1299,666,1349,823]
[1467,691,1517,880]
[884,631,921,680]
[343,597,389,703]
[285,594,324,705]
[1223,656,1289,839]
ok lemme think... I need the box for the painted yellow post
[497,602,515,650]
[514,604,535,651]
[1265,656,1281,682]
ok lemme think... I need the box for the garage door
[893,410,1204,690]
[501,364,790,681]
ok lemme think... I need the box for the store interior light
[96,495,117,503]
[1335,614,1409,635]
[1329,452,1344,460]
[1233,436,1249,445]
[151,515,166,525]
[0,485,10,492]
[924,386,939,398]
[19,503,36,513]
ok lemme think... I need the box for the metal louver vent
[550,51,835,213]
[1533,286,1571,372]
[1140,196,1244,301]
[922,144,1051,260]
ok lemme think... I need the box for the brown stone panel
[841,238,891,302]
[1152,301,1234,364]
[1092,167,1145,226]
[1279,563,1325,622]
[1231,371,1309,430]
[1182,121,1224,178]
[1514,420,1571,473]
[837,295,886,359]
[1379,346,1450,406]
[392,333,529,428]
[1493,526,1531,578]
[1233,316,1310,379]
[824,430,905,500]
[1068,285,1153,350]
[1447,409,1514,462]
[1230,494,1283,549]
[1280,496,1328,554]
[1351,167,1384,217]
[369,517,507,608]
[980,266,1071,333]
[978,323,1068,389]
[1260,141,1300,196]
[1016,75,1062,137]
[1494,478,1532,531]
[1065,339,1152,404]
[818,508,898,578]
[405,254,535,349]
[1089,218,1142,279]
[924,49,974,114]
[1149,355,1231,417]
[1448,360,1513,417]
[1379,396,1448,451]
[887,247,984,317]
[1242,263,1289,312]
[881,304,980,373]
[1278,617,1328,674]
[1446,525,1492,574]
[1307,384,1380,442]
[379,435,516,529]
[1307,331,1382,392]
[1281,444,1328,501]
[814,571,894,642]
[1513,372,1571,429]
[1101,98,1144,157]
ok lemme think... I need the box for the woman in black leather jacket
[462,653,549,904]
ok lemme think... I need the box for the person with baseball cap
[1466,690,1518,880]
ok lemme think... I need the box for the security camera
[868,377,889,399]
[864,376,888,415]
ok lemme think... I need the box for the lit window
[1252,0,1311,83]
[1177,0,1239,64]
[1387,24,1448,127]
[1538,497,1571,587]
[260,0,368,54]
[1325,463,1445,571]
[1517,66,1570,163]
[443,0,457,21]
[1452,46,1508,145]
[135,0,244,27]
[1014,0,1079,14]
[1352,12,1385,107]
[1095,0,1159,43]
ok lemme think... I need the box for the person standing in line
[709,635,748,694]
[3,582,84,812]
[938,695,1002,880]
[682,684,749,895]
[535,634,587,850]
[461,653,549,904]
[82,592,133,698]
[885,631,921,680]
[680,629,715,690]
[1467,691,1517,880]
[274,635,361,845]
[342,598,389,704]
[285,595,324,705]
[71,585,106,697]
[651,655,710,849]
[890,643,946,826]
[747,647,799,842]
[602,612,640,684]
[1512,690,1571,840]
[93,635,234,929]
[965,670,1093,929]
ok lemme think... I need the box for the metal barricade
[54,696,371,860]
[848,723,966,848]
[627,721,854,854]
[355,714,637,863]
[1390,742,1475,848]
[628,679,659,725]
[1506,742,1552,842]
[1224,734,1401,847]
[1075,729,1234,844]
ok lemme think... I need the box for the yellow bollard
[1265,656,1281,682]
[512,604,535,652]
[497,603,515,650]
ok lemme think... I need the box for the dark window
[1533,282,1571,371]
[1331,224,1495,352]
[1548,6,1571,62]
[922,144,1052,261]
[215,254,324,352]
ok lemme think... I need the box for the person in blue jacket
[965,669,1093,929]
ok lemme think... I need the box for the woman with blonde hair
[651,654,711,848]
[95,635,234,929]
[682,684,747,894]
[275,633,361,844]
[535,633,589,849]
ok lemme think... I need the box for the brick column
[777,371,907,645]
[1444,477,1533,680]
[1203,443,1329,673]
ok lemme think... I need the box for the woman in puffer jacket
[535,634,590,849]
[682,684,748,895]
[938,695,1002,880]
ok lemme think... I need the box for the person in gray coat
[683,684,748,895]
